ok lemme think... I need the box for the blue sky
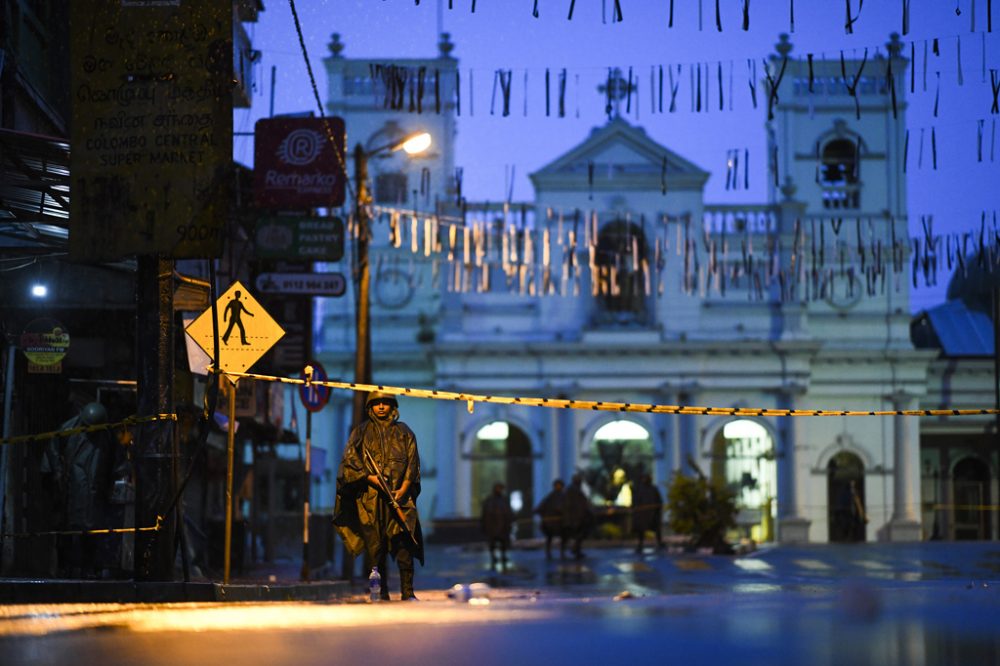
[235,0,999,310]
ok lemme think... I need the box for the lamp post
[350,131,432,434]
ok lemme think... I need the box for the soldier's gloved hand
[392,488,407,503]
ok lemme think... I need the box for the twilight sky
[234,0,999,311]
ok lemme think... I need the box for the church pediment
[530,117,709,193]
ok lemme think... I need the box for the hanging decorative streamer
[559,69,568,117]
[669,64,680,112]
[567,0,575,20]
[764,56,789,121]
[744,148,750,189]
[845,0,865,34]
[718,62,724,111]
[789,0,795,32]
[910,43,915,94]
[613,0,623,22]
[669,0,675,28]
[715,0,723,31]
[742,0,750,30]
[841,48,869,120]
[958,35,964,85]
[903,130,910,173]
[932,127,938,169]
[748,59,758,108]
[991,69,1000,113]
[626,66,634,115]
[902,0,910,35]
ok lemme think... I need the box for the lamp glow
[400,132,432,155]
[30,284,48,298]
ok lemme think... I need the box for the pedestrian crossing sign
[184,281,285,383]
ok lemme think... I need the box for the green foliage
[666,472,738,553]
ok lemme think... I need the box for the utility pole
[342,144,371,581]
[134,255,177,581]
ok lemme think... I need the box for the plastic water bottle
[368,566,382,602]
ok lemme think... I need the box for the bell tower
[768,33,908,221]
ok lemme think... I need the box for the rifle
[362,446,419,547]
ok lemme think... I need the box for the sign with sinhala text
[69,0,231,262]
[184,281,285,382]
[255,216,344,261]
[254,117,346,209]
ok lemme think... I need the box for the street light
[351,131,432,433]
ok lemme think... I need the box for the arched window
[820,138,860,209]
[710,420,777,542]
[594,220,648,323]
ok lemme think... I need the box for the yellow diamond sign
[185,281,285,382]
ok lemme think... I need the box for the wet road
[2,541,1000,665]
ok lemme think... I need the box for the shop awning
[0,128,71,253]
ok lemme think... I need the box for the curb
[0,579,353,604]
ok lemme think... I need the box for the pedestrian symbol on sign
[222,290,255,346]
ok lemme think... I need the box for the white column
[888,392,922,541]
[778,390,811,542]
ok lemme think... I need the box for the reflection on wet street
[2,542,999,665]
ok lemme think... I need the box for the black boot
[400,569,417,600]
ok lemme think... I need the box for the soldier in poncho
[334,391,424,600]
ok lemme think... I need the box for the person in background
[631,473,664,553]
[481,482,515,570]
[561,473,594,560]
[41,402,116,578]
[534,479,565,559]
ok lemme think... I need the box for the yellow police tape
[2,515,163,539]
[0,413,177,446]
[222,369,1000,418]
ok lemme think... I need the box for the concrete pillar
[678,386,699,473]
[778,390,811,543]
[888,392,922,541]
[435,399,456,517]
[557,405,575,482]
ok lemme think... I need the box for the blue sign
[299,361,330,413]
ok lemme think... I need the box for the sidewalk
[0,559,354,604]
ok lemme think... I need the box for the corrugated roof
[925,300,995,357]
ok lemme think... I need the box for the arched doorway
[584,420,654,505]
[953,457,991,540]
[470,421,534,538]
[582,419,654,539]
[827,451,866,543]
[710,420,777,542]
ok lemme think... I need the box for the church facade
[308,34,997,543]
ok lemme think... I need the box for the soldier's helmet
[80,402,108,426]
[365,391,398,408]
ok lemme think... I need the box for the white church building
[306,33,998,544]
